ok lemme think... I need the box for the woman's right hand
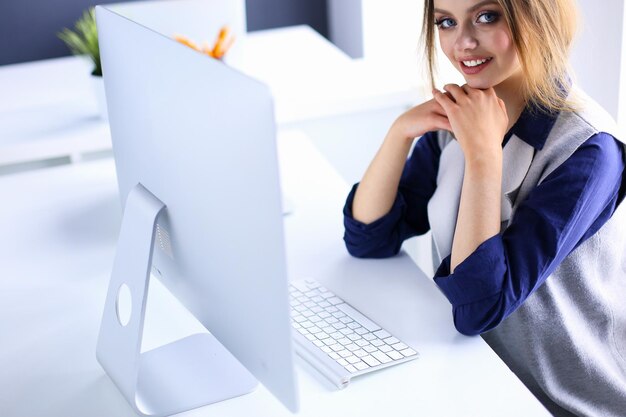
[390,98,452,141]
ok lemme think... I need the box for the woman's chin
[464,78,494,90]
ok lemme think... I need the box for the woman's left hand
[433,84,508,163]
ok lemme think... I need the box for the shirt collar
[505,103,559,151]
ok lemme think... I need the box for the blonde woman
[343,0,626,415]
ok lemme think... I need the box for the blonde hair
[421,0,579,113]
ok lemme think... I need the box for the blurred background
[0,0,329,65]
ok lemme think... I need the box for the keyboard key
[345,344,360,352]
[311,296,323,303]
[302,310,314,318]
[340,328,353,335]
[337,338,351,346]
[321,346,332,354]
[345,364,357,373]
[337,358,348,366]
[319,312,331,319]
[332,322,346,330]
[316,332,329,340]
[338,350,352,358]
[355,339,369,347]
[304,301,316,308]
[327,306,338,313]
[379,344,393,353]
[309,326,322,334]
[298,328,308,335]
[383,337,399,345]
[304,279,320,288]
[346,355,361,364]
[330,344,343,352]
[320,291,334,299]
[306,334,316,341]
[311,306,323,314]
[373,330,390,339]
[391,342,408,351]
[318,301,331,308]
[372,351,392,364]
[364,345,377,353]
[292,322,301,329]
[293,315,306,323]
[321,326,334,334]
[363,333,376,341]
[347,322,360,329]
[309,316,322,323]
[325,317,339,324]
[354,361,369,371]
[297,296,308,303]
[354,349,368,358]
[387,350,403,360]
[323,338,335,346]
[400,348,417,357]
[328,297,343,305]
[332,311,346,319]
[336,304,381,332]
[313,340,324,347]
[362,355,381,367]
[354,327,369,335]
[329,352,340,360]
[371,339,383,347]
[301,321,314,329]
[329,332,343,340]
[349,334,362,342]
[340,317,353,324]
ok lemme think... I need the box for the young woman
[343,0,626,415]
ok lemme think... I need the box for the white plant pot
[91,74,108,120]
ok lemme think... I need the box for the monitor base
[97,183,257,417]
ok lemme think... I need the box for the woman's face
[433,0,522,90]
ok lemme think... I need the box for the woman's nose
[455,24,479,51]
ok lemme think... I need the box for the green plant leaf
[57,8,102,76]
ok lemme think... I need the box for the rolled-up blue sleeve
[434,133,625,336]
[343,131,442,258]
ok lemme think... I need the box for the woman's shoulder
[565,86,625,144]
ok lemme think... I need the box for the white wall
[569,0,626,124]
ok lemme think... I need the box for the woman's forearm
[352,128,414,224]
[450,151,503,272]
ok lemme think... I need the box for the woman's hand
[433,84,508,162]
[390,98,452,141]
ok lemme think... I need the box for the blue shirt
[343,106,626,336]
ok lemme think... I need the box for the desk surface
[0,130,548,416]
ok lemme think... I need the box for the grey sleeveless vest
[426,87,626,416]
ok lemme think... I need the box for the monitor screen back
[97,5,299,412]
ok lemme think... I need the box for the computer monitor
[95,4,299,415]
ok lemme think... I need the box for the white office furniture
[0,25,422,183]
[0,129,549,416]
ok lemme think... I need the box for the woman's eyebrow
[435,0,500,15]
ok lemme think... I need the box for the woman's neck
[493,71,526,132]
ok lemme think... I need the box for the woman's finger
[443,84,467,102]
[432,88,456,112]
[433,115,452,132]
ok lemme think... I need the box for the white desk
[0,130,549,416]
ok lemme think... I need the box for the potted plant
[58,8,107,119]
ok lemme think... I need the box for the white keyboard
[289,279,418,388]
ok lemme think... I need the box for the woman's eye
[435,18,456,29]
[476,11,499,24]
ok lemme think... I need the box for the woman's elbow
[344,238,401,259]
[451,296,507,336]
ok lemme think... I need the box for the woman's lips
[459,58,493,75]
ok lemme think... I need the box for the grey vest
[426,87,626,416]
